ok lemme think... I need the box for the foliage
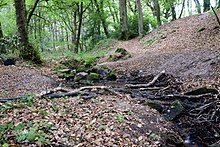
[19,44,42,64]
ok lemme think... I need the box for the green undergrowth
[41,39,117,62]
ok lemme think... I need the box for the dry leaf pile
[0,65,58,98]
[100,13,220,82]
[0,94,180,146]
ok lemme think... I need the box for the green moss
[89,73,99,80]
[19,44,41,64]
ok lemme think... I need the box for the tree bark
[93,0,109,38]
[0,22,3,39]
[27,0,40,25]
[194,0,201,13]
[153,0,161,26]
[119,0,129,40]
[14,0,29,46]
[203,0,210,12]
[136,0,144,37]
[75,2,83,53]
[178,0,185,19]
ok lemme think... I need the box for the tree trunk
[136,0,144,37]
[0,22,3,39]
[14,0,28,46]
[203,0,210,12]
[178,0,185,19]
[194,0,201,13]
[75,2,83,53]
[72,10,77,51]
[171,6,176,20]
[14,0,41,63]
[153,0,161,26]
[119,0,129,40]
[93,0,109,38]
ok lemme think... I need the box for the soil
[0,12,220,146]
[100,12,220,86]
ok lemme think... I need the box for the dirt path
[100,13,220,85]
[114,38,145,56]
[0,65,58,98]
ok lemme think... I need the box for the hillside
[0,12,220,146]
[101,12,220,85]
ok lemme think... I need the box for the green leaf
[116,115,125,122]
[26,131,37,141]
[14,123,25,131]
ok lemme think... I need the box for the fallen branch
[211,6,220,26]
[126,70,166,88]
[0,85,124,102]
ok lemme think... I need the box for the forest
[0,0,220,146]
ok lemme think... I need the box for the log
[126,70,165,88]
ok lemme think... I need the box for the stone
[185,87,219,95]
[88,73,99,80]
[4,59,16,66]
[57,68,71,73]
[165,100,184,120]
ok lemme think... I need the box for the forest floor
[0,12,220,146]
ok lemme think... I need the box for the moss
[19,44,41,64]
[115,48,128,56]
[74,75,82,82]
[88,73,99,80]
[108,71,117,80]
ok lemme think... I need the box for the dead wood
[0,86,122,102]
[126,70,166,88]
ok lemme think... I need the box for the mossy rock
[58,73,67,79]
[107,71,117,80]
[19,44,41,64]
[74,75,82,82]
[185,87,218,95]
[61,58,83,69]
[115,48,129,56]
[88,73,99,80]
[165,100,184,120]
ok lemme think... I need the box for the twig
[211,6,220,26]
[126,70,165,88]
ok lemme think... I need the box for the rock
[184,87,219,95]
[58,73,66,79]
[74,72,88,82]
[76,72,88,78]
[144,100,163,113]
[88,73,99,80]
[4,59,16,66]
[165,100,184,120]
[115,48,129,56]
[57,68,71,74]
[107,72,117,80]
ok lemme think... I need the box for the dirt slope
[101,12,220,83]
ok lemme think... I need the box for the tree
[194,0,201,13]
[178,0,185,19]
[14,0,28,46]
[146,0,161,26]
[14,0,41,63]
[119,0,129,40]
[136,0,144,37]
[203,0,210,12]
[93,0,109,38]
[153,0,162,25]
[0,22,3,39]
